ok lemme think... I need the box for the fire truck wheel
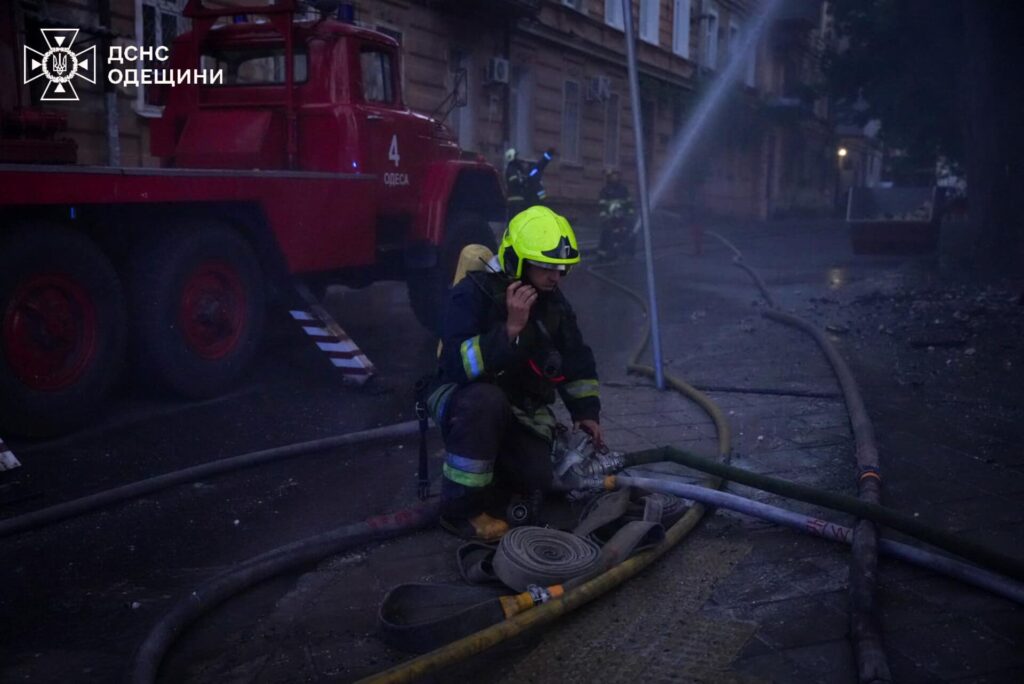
[129,224,265,398]
[0,226,127,437]
[407,212,497,336]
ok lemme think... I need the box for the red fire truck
[0,0,504,436]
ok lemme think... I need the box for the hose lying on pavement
[707,229,890,682]
[0,420,421,540]
[612,474,1024,605]
[631,446,1024,583]
[127,502,439,684]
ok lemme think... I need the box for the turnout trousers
[439,383,554,519]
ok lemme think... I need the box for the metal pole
[621,0,665,389]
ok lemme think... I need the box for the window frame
[605,0,624,31]
[561,78,582,164]
[728,18,741,63]
[199,46,309,87]
[359,47,397,106]
[672,0,691,59]
[510,63,534,158]
[639,0,660,45]
[134,0,187,117]
[603,91,621,169]
[744,25,757,87]
[702,3,719,69]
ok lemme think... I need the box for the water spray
[620,0,785,389]
[649,0,786,210]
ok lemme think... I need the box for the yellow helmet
[498,206,580,279]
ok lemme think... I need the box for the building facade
[4,0,839,219]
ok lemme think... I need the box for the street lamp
[835,147,849,216]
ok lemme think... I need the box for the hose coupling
[526,584,550,605]
[574,451,626,477]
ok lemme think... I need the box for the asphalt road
[1,218,1021,682]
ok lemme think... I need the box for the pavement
[1,218,1022,682]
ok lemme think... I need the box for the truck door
[355,45,412,215]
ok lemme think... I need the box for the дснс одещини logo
[23,28,97,102]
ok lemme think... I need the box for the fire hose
[123,239,1024,682]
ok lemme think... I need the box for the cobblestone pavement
[10,219,1018,683]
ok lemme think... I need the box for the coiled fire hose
[491,527,601,591]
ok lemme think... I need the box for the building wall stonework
[9,0,835,220]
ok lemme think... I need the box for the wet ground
[1,218,1021,682]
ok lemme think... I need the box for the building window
[639,0,660,44]
[135,0,187,115]
[448,49,474,151]
[604,91,620,168]
[562,0,584,11]
[605,0,624,30]
[744,31,757,87]
[510,64,533,157]
[672,0,691,58]
[728,19,740,63]
[201,47,308,85]
[562,79,581,164]
[701,3,719,69]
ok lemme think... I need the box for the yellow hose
[360,265,732,684]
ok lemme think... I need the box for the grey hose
[492,527,601,591]
[0,420,422,539]
[128,502,439,684]
[616,474,1024,605]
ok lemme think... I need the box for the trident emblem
[23,28,97,102]
[52,52,68,76]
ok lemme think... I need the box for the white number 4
[388,134,400,167]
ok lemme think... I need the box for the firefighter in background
[596,168,636,262]
[505,147,557,219]
[424,205,603,541]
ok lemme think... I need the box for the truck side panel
[0,166,378,273]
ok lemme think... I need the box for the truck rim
[2,273,98,391]
[178,260,246,360]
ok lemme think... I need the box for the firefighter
[505,147,556,220]
[425,205,603,541]
[596,168,636,261]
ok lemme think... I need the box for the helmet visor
[525,258,572,275]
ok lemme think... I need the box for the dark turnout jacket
[434,271,600,439]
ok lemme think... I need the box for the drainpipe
[502,20,511,151]
[622,0,666,390]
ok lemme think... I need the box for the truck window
[360,49,395,104]
[201,47,308,85]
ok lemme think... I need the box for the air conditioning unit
[485,57,510,85]
[586,75,612,102]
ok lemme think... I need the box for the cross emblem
[23,29,97,102]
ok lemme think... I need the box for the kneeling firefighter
[425,205,604,542]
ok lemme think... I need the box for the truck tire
[129,223,265,398]
[0,226,127,437]
[407,212,497,336]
